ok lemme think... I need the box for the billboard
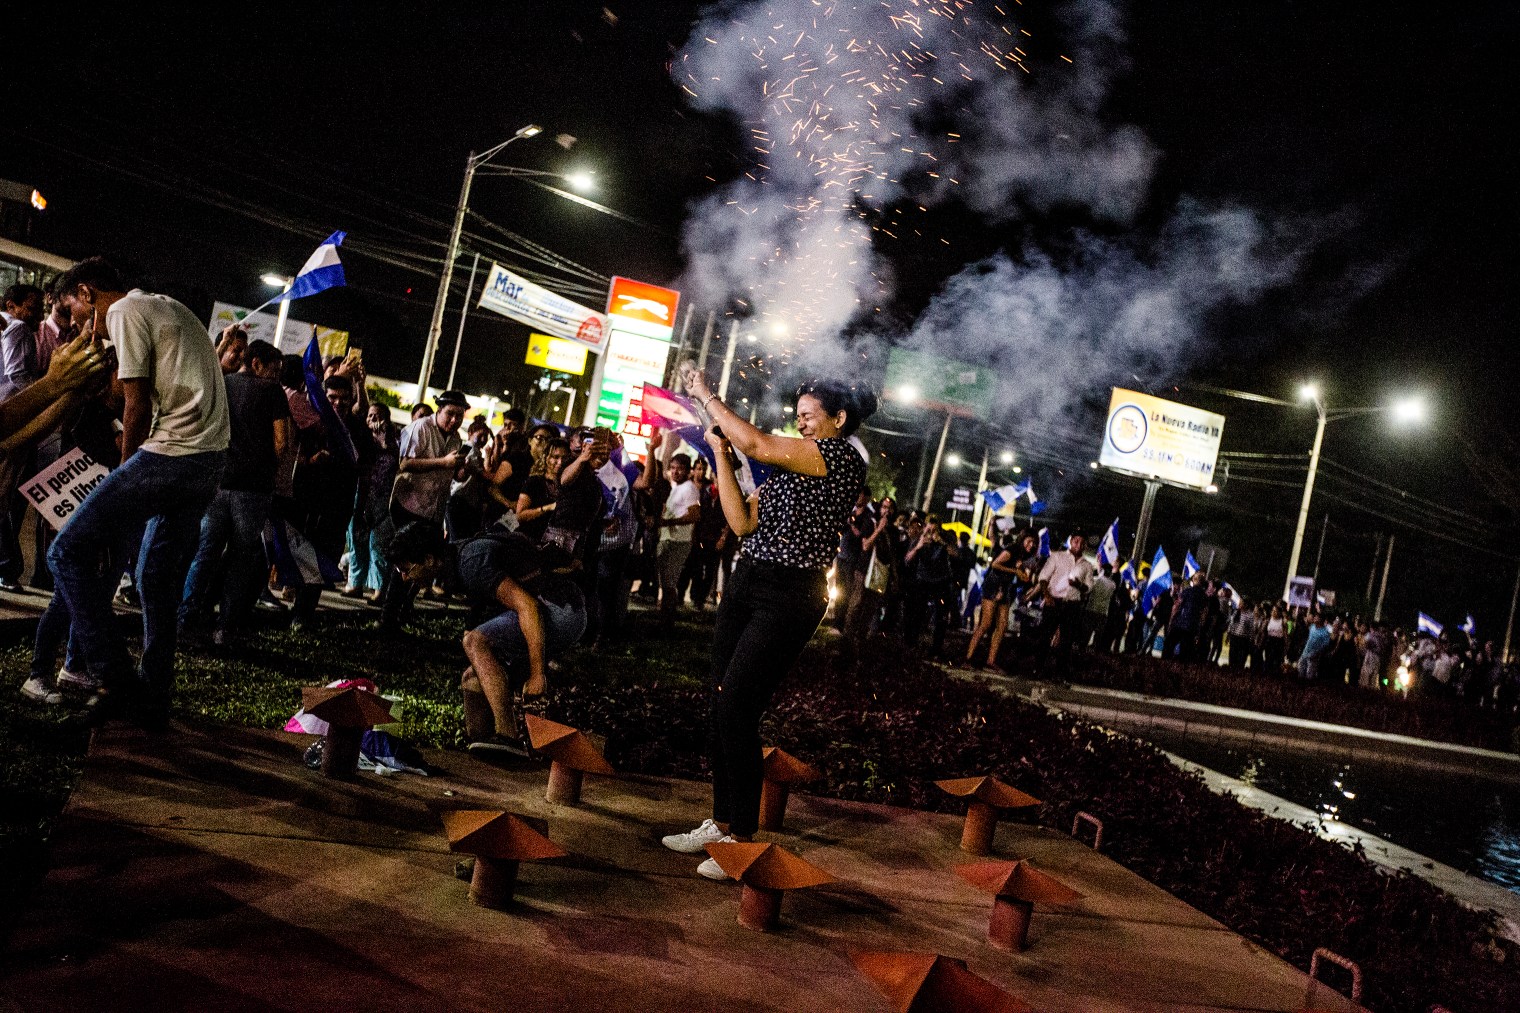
[883,347,994,419]
[208,302,349,357]
[1098,387,1224,490]
[606,276,680,340]
[477,264,607,351]
[524,334,589,375]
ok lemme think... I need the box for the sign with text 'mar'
[21,446,110,531]
[477,264,607,352]
[1098,387,1224,491]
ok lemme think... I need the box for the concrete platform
[1,723,1363,1012]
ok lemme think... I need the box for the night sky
[4,3,1514,631]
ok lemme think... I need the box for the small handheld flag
[1141,547,1172,616]
[1097,519,1120,568]
[1417,613,1444,637]
[275,232,347,304]
[1183,551,1201,580]
[980,483,1019,512]
[1037,527,1050,558]
[1460,614,1477,637]
[1119,559,1140,590]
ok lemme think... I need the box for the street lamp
[417,123,544,398]
[1285,385,1427,601]
[999,450,1015,465]
[262,273,293,348]
[946,453,962,467]
[897,384,920,405]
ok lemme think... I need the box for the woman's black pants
[707,557,827,837]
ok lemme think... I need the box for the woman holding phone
[660,363,876,879]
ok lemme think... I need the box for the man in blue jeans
[387,522,586,756]
[46,258,229,727]
[180,339,290,644]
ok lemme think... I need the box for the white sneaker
[697,836,737,880]
[661,819,727,854]
[56,669,100,694]
[19,677,61,706]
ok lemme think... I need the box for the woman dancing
[661,366,876,878]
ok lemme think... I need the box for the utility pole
[1374,533,1394,622]
[1311,512,1330,584]
[1504,560,1520,662]
[445,252,481,390]
[1132,480,1161,564]
[1284,404,1328,600]
[920,413,953,513]
[969,447,990,542]
[1364,532,1384,605]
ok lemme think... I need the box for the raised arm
[681,365,827,477]
[704,429,759,537]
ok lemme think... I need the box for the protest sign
[21,446,110,531]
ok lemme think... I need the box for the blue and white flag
[980,483,1020,512]
[1037,527,1050,558]
[1183,551,1201,580]
[1097,519,1120,568]
[1417,612,1444,637]
[1029,498,1046,515]
[273,231,347,304]
[1141,547,1172,616]
[1460,614,1477,637]
[1119,559,1140,590]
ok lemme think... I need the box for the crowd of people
[4,260,1516,852]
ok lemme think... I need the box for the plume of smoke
[901,200,1304,435]
[675,0,1156,348]
[675,0,1307,455]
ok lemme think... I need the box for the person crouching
[387,521,586,756]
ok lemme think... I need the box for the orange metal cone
[442,810,566,861]
[703,841,834,933]
[850,951,1031,1013]
[302,687,393,780]
[955,860,1083,951]
[934,775,1041,810]
[757,747,821,831]
[303,685,394,727]
[524,714,616,775]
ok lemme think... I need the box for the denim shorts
[474,590,587,669]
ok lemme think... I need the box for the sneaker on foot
[19,676,61,706]
[697,836,737,880]
[661,819,727,854]
[56,669,101,694]
[466,733,531,759]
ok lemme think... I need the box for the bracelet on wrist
[701,393,719,411]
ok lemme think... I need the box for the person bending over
[387,521,586,757]
[660,366,875,880]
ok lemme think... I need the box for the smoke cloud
[674,0,1306,437]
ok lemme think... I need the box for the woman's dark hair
[794,379,877,437]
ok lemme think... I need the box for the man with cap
[379,389,469,627]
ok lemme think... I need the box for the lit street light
[946,453,962,467]
[999,450,1015,465]
[897,384,920,405]
[417,123,544,397]
[261,273,293,348]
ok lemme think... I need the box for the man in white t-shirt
[1036,531,1095,672]
[380,389,467,628]
[654,452,700,629]
[44,258,230,728]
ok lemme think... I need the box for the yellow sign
[525,334,589,376]
[1097,387,1224,491]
